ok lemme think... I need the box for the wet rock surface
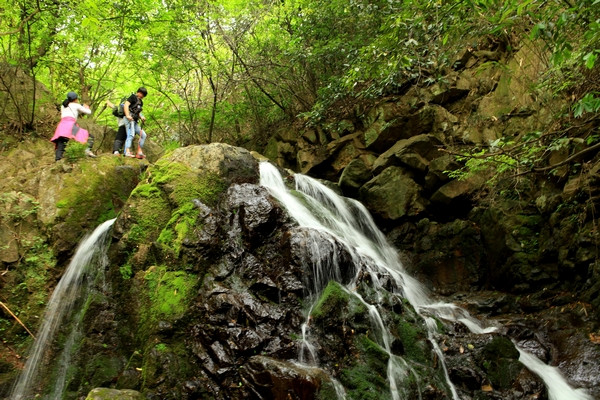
[3,141,599,400]
[449,290,600,399]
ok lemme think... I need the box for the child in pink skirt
[50,92,96,161]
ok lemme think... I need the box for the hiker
[50,91,96,161]
[123,87,148,158]
[107,98,147,157]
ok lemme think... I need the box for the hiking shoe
[85,149,97,158]
[135,152,146,159]
[113,151,120,156]
[125,149,135,158]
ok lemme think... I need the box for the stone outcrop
[0,142,144,393]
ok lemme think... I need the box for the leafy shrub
[63,140,87,162]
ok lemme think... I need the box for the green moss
[143,266,197,321]
[7,236,54,344]
[84,354,122,388]
[337,335,394,400]
[317,381,341,400]
[395,319,427,363]
[157,203,199,256]
[311,281,351,321]
[130,183,162,199]
[481,337,522,389]
[125,195,171,244]
[64,141,87,162]
[55,156,138,232]
[357,335,389,374]
[120,264,133,280]
[154,343,168,352]
[150,159,226,207]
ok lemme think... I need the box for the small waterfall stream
[9,218,116,400]
[259,162,592,400]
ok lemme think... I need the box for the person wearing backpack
[107,100,137,156]
[50,91,96,161]
[122,87,148,158]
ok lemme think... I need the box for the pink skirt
[50,117,89,144]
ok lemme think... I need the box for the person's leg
[135,126,146,158]
[124,120,136,156]
[113,125,126,154]
[138,129,147,149]
[85,134,96,157]
[55,137,69,161]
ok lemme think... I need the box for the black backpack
[111,94,138,118]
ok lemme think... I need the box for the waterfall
[9,218,116,400]
[259,162,592,400]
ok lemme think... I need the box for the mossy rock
[480,336,522,390]
[86,388,143,400]
[141,266,198,321]
[311,281,366,324]
[162,143,258,186]
[120,157,227,249]
[43,157,141,252]
[340,335,392,400]
[83,354,124,389]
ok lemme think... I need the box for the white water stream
[259,162,592,400]
[9,218,116,400]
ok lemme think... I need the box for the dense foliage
[0,0,598,148]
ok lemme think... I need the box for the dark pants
[113,125,127,153]
[54,137,69,161]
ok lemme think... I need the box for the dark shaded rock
[298,132,364,180]
[359,167,428,221]
[480,337,521,390]
[399,218,485,294]
[241,356,330,400]
[430,176,484,207]
[425,155,460,191]
[372,134,443,175]
[431,87,470,106]
[224,183,281,247]
[339,158,372,197]
[289,228,357,294]
[365,105,457,152]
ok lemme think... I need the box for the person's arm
[124,100,132,120]
[75,103,92,115]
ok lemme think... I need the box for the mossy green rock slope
[0,140,144,393]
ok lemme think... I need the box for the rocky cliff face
[0,142,145,393]
[264,39,600,320]
[1,142,599,399]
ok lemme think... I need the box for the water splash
[259,162,592,400]
[9,218,115,400]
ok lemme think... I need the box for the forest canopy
[0,0,598,147]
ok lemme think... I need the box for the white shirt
[61,103,92,120]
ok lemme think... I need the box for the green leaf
[583,52,597,70]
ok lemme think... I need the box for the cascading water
[259,162,592,400]
[9,218,116,400]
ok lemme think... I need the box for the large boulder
[241,356,333,400]
[163,143,258,185]
[372,134,443,175]
[359,166,428,221]
[365,105,458,152]
[86,388,144,400]
[339,158,373,197]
